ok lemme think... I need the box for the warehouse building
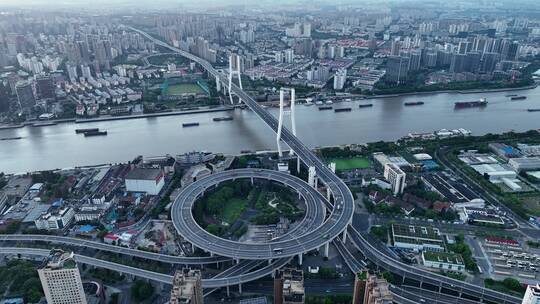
[125,168,165,195]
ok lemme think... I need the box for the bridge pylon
[276,87,297,157]
[228,54,243,104]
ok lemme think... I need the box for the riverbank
[0,106,235,129]
[75,106,235,124]
[365,83,538,100]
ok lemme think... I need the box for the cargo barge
[527,109,540,112]
[84,131,108,137]
[0,136,22,141]
[213,117,234,122]
[334,108,352,112]
[318,106,333,111]
[32,122,58,127]
[454,98,487,109]
[404,101,425,106]
[75,128,99,134]
[358,104,373,108]
[182,122,200,127]
[510,96,527,100]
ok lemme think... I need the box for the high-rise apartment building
[36,75,55,100]
[333,69,347,90]
[170,269,204,304]
[15,80,36,109]
[385,56,409,84]
[523,284,540,304]
[363,273,394,304]
[274,268,305,304]
[38,249,87,304]
[384,163,406,195]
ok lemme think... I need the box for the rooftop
[125,168,163,180]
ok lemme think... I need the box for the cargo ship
[318,106,333,111]
[75,128,99,134]
[505,94,518,97]
[32,122,57,127]
[182,122,200,127]
[510,96,527,100]
[404,101,425,106]
[213,117,233,122]
[84,130,107,137]
[334,108,352,112]
[0,136,22,141]
[454,98,487,109]
[358,104,373,108]
[527,109,540,112]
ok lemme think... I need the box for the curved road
[62,25,520,303]
[0,247,289,288]
[171,168,340,259]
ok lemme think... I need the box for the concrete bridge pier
[322,242,329,258]
[298,253,303,265]
[342,229,348,243]
[238,283,243,294]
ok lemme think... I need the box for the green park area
[167,83,205,95]
[193,180,303,238]
[329,157,370,170]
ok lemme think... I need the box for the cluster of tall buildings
[190,37,217,64]
[386,35,523,84]
[285,22,311,38]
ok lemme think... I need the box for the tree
[131,280,154,302]
[206,224,222,236]
[502,278,523,292]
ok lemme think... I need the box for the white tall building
[38,249,87,304]
[284,49,294,63]
[384,163,406,195]
[523,284,540,304]
[333,69,347,90]
[275,51,284,63]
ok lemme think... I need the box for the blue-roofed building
[421,160,440,171]
[489,143,522,160]
[0,297,25,304]
[51,198,64,207]
[78,225,96,233]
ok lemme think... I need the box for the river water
[1,87,540,173]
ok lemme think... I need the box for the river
[1,87,540,173]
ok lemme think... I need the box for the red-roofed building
[103,233,120,245]
[433,201,451,213]
[485,237,519,247]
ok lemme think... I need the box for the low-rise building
[421,251,465,272]
[35,206,75,230]
[470,163,516,183]
[509,157,540,172]
[462,207,505,226]
[125,168,165,195]
[391,224,445,252]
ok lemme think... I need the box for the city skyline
[0,1,539,303]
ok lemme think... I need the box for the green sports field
[167,83,205,95]
[329,157,370,170]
